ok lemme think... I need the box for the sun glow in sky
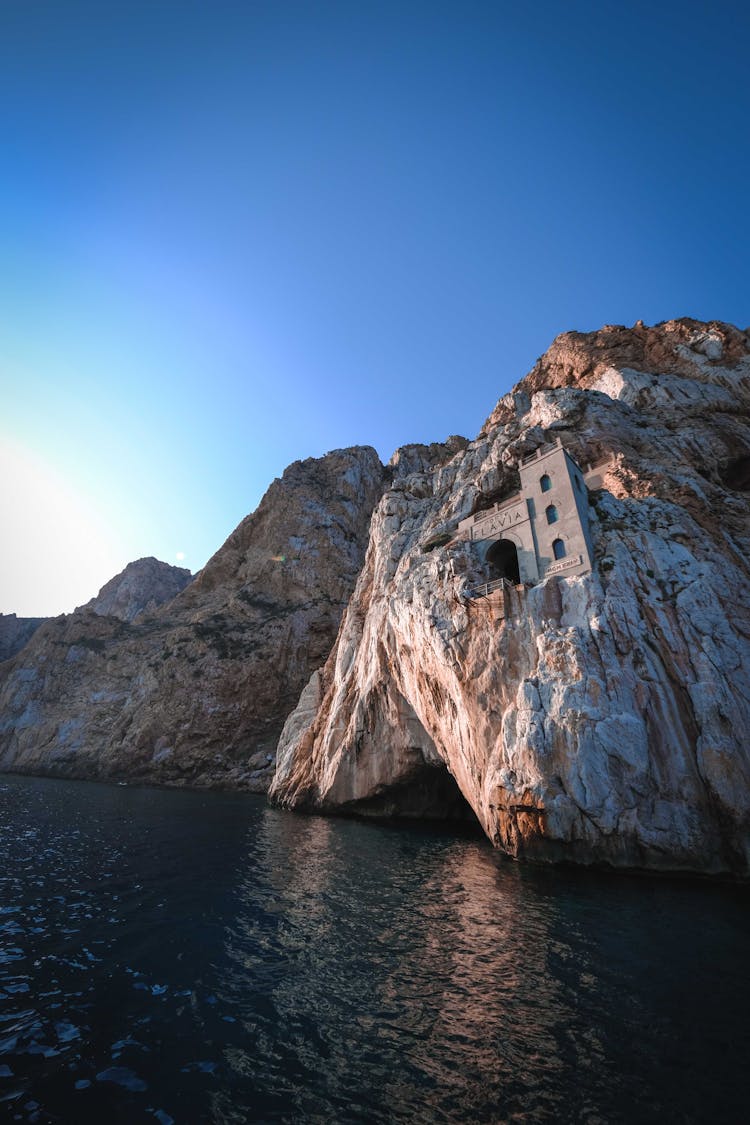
[1,0,748,616]
[0,441,126,616]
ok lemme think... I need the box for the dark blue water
[0,776,748,1124]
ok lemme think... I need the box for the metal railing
[467,577,515,599]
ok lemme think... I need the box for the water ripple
[1,775,748,1123]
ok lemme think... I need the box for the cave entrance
[486,539,520,585]
[720,454,750,492]
[343,762,482,833]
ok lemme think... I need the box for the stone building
[458,439,595,587]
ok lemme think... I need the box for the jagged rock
[0,614,48,662]
[0,447,385,790]
[271,319,750,876]
[80,557,193,622]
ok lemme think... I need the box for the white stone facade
[457,439,594,584]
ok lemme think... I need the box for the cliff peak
[80,557,193,623]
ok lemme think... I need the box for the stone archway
[485,538,520,584]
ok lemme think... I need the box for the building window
[546,505,558,524]
[540,474,552,492]
[553,538,566,560]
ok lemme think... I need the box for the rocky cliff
[0,560,188,663]
[0,447,385,790]
[80,556,193,621]
[271,320,750,876]
[0,614,48,662]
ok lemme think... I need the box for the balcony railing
[467,577,515,599]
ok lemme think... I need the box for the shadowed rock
[0,614,49,662]
[80,557,193,622]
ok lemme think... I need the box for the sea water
[0,774,748,1123]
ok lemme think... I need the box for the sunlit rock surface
[271,319,750,875]
[0,448,385,790]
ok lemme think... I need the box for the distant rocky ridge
[0,447,386,790]
[79,556,193,622]
[0,615,49,663]
[271,319,750,876]
[0,560,191,665]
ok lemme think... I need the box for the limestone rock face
[80,557,193,622]
[0,615,48,662]
[271,320,750,876]
[0,447,385,790]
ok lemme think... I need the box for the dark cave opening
[720,454,750,492]
[486,538,521,584]
[341,762,483,834]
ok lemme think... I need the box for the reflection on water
[1,775,749,1123]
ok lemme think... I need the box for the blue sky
[1,0,748,615]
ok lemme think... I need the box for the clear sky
[1,0,748,616]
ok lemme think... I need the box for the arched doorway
[486,538,520,584]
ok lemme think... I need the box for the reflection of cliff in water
[2,779,747,1122]
[216,809,717,1123]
